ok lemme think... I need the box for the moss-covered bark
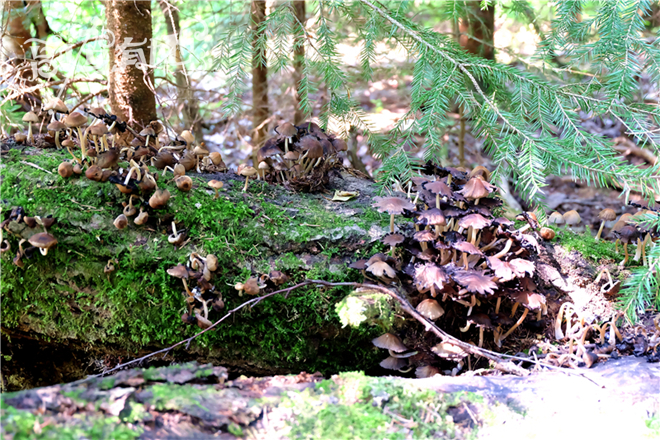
[0,147,389,390]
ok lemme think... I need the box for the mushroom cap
[372,196,415,215]
[510,291,546,311]
[149,189,171,209]
[416,208,446,226]
[64,112,87,128]
[193,145,210,156]
[180,130,195,145]
[238,165,258,177]
[175,175,193,191]
[468,312,493,328]
[458,213,491,231]
[372,333,407,352]
[28,232,57,250]
[598,208,617,221]
[44,98,68,113]
[451,269,497,295]
[422,180,453,198]
[258,161,270,171]
[452,241,483,256]
[140,127,155,137]
[88,106,106,116]
[413,229,436,243]
[348,259,368,270]
[167,264,189,279]
[487,257,534,282]
[490,312,514,327]
[414,263,451,291]
[306,142,324,159]
[283,151,300,161]
[14,133,26,142]
[563,210,581,226]
[366,261,397,278]
[382,232,405,247]
[539,227,556,240]
[113,214,128,229]
[416,299,445,320]
[209,152,225,166]
[469,165,491,182]
[47,121,67,131]
[58,162,73,177]
[277,121,298,138]
[208,180,224,190]
[331,138,348,152]
[88,123,108,136]
[298,135,322,151]
[616,225,638,243]
[22,111,39,123]
[548,211,565,226]
[206,254,218,272]
[431,342,467,359]
[457,177,496,200]
[243,277,261,295]
[379,356,407,370]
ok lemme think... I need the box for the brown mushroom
[237,164,258,192]
[416,299,445,320]
[28,232,57,256]
[277,122,297,153]
[22,111,39,143]
[563,210,582,231]
[373,196,416,233]
[457,176,496,205]
[167,264,192,297]
[416,208,446,237]
[85,165,103,182]
[47,120,67,149]
[459,312,493,347]
[208,180,224,199]
[175,175,193,192]
[422,180,452,209]
[134,209,149,226]
[414,263,451,298]
[539,227,555,240]
[64,112,88,158]
[616,225,638,265]
[113,214,128,230]
[372,333,408,352]
[168,221,185,246]
[149,189,171,209]
[58,161,73,178]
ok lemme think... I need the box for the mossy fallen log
[0,147,390,390]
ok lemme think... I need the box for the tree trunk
[106,0,156,127]
[251,0,269,146]
[459,3,495,60]
[1,1,50,110]
[158,0,202,141]
[292,0,306,125]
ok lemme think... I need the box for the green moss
[552,227,627,264]
[1,149,387,377]
[0,405,141,440]
[285,372,478,440]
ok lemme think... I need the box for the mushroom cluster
[245,121,348,192]
[168,252,223,330]
[1,207,58,268]
[353,165,550,375]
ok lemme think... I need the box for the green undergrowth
[0,148,388,376]
[284,372,481,440]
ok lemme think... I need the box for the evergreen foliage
[211,0,660,320]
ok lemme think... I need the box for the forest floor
[1,358,658,439]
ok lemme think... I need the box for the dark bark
[158,0,202,141]
[459,3,495,60]
[292,0,306,125]
[106,0,156,127]
[251,0,269,147]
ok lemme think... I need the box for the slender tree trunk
[292,0,305,125]
[251,0,269,146]
[158,0,201,141]
[459,3,495,60]
[106,0,156,127]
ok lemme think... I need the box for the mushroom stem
[622,243,629,265]
[435,193,440,210]
[495,297,501,314]
[615,239,620,254]
[478,327,484,348]
[181,278,192,297]
[27,124,33,143]
[67,146,82,164]
[76,127,86,160]
[459,321,471,332]
[500,308,529,341]
[462,253,469,270]
[389,213,395,234]
[492,238,514,259]
[54,131,61,149]
[243,175,250,192]
[595,221,606,241]
[510,302,519,318]
[284,138,289,154]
